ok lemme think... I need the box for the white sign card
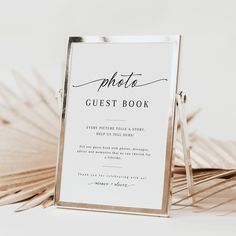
[55,35,180,216]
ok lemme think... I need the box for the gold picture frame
[55,35,181,217]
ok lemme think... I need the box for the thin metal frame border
[54,35,181,217]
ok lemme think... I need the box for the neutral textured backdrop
[1,0,236,140]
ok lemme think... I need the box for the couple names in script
[72,72,167,108]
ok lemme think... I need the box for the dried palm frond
[0,71,236,214]
[173,127,236,215]
[0,71,58,211]
[175,133,236,169]
[172,166,236,215]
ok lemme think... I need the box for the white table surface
[0,203,235,236]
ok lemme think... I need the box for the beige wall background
[0,0,235,140]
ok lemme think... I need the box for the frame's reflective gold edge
[54,38,73,204]
[54,35,181,217]
[161,35,181,214]
[56,201,169,217]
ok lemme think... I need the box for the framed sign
[55,35,180,217]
